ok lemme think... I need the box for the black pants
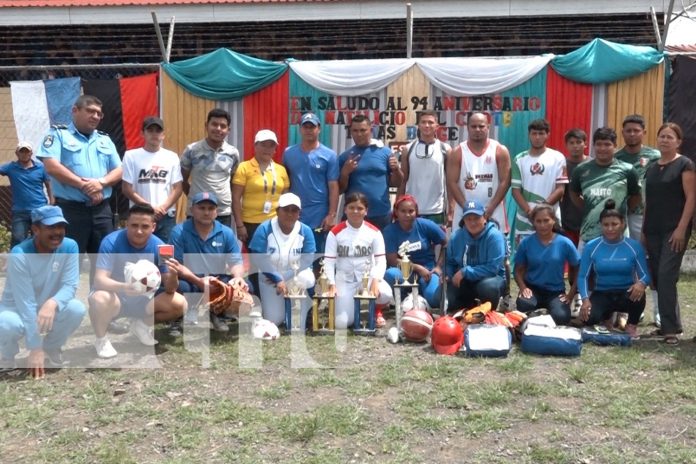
[56,198,114,287]
[645,232,687,334]
[585,290,645,326]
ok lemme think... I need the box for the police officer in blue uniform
[37,94,122,286]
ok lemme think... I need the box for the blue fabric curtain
[288,69,333,147]
[162,48,288,100]
[551,39,663,84]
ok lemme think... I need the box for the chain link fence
[0,63,159,245]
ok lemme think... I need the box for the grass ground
[2,276,696,464]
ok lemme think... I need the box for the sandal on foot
[663,336,679,346]
[375,315,386,328]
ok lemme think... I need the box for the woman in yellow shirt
[232,129,290,245]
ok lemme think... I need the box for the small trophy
[284,261,308,334]
[353,258,377,335]
[311,259,335,335]
[393,241,420,330]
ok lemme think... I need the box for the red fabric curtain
[545,67,593,155]
[120,73,159,150]
[242,71,289,162]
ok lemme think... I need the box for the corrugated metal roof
[0,0,340,7]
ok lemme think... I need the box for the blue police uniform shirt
[338,143,393,217]
[168,219,242,275]
[283,143,339,229]
[37,122,121,202]
[514,233,580,293]
[383,218,446,270]
[1,237,80,350]
[96,229,167,284]
[0,160,49,212]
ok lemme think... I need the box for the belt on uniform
[56,197,109,208]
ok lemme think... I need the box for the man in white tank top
[447,112,511,233]
[397,110,452,226]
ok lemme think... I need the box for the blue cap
[31,205,69,226]
[190,191,219,206]
[300,112,320,126]
[461,200,485,217]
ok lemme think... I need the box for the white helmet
[252,318,280,340]
[401,293,431,314]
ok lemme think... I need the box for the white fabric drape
[10,81,51,150]
[416,55,555,96]
[289,59,415,96]
[290,56,555,97]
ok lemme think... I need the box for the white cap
[278,192,302,209]
[254,129,278,144]
[16,141,33,151]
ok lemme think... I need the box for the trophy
[353,258,377,335]
[311,259,335,335]
[393,241,420,330]
[284,260,309,334]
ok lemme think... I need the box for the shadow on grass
[632,336,696,370]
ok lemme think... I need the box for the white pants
[334,278,393,329]
[259,269,315,327]
[627,213,643,241]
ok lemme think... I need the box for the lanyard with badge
[262,162,277,214]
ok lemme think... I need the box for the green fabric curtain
[162,48,288,100]
[551,39,663,84]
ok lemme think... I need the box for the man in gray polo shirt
[181,108,240,228]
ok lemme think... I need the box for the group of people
[0,93,694,379]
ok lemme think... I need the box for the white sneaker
[130,319,158,346]
[94,337,118,358]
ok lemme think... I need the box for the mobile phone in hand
[158,244,174,263]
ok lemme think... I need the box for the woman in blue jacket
[445,200,506,312]
[578,199,650,339]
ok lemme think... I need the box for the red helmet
[431,316,464,355]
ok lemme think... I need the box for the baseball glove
[207,277,254,317]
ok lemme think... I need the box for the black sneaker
[44,350,69,368]
[168,318,183,337]
[107,320,130,334]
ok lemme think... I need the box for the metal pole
[166,16,176,63]
[660,0,676,52]
[151,11,168,63]
[406,3,413,58]
[650,6,662,48]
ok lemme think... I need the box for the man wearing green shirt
[614,114,660,240]
[569,127,641,249]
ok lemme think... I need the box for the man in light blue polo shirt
[0,205,85,378]
[338,114,403,230]
[37,94,122,285]
[282,112,339,252]
[168,191,246,333]
[0,141,53,246]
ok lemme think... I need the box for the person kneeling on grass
[383,195,447,311]
[0,206,85,378]
[88,204,187,359]
[445,200,506,313]
[577,200,650,340]
[323,192,393,329]
[514,203,580,325]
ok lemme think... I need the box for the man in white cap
[0,141,54,247]
[0,205,85,378]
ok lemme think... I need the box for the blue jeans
[10,210,32,247]
[384,266,441,309]
[516,284,570,325]
[155,214,176,243]
[446,275,505,313]
[0,299,86,359]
